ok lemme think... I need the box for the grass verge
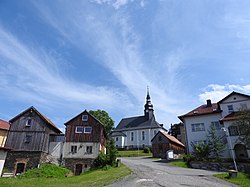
[169,159,189,168]
[0,163,132,187]
[117,150,152,157]
[214,172,250,187]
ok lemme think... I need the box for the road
[106,157,238,187]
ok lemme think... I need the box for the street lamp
[221,127,238,172]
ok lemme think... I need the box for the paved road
[106,157,238,187]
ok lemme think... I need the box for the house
[0,119,10,147]
[179,91,250,159]
[168,122,186,146]
[112,89,167,149]
[0,119,11,177]
[151,130,185,158]
[4,106,62,175]
[63,110,107,175]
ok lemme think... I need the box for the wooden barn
[4,106,62,175]
[151,130,185,159]
[63,110,107,175]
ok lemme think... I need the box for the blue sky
[1,0,250,132]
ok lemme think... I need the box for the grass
[214,172,250,187]
[0,164,132,187]
[117,150,152,157]
[168,159,189,168]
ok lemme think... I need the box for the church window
[142,131,145,140]
[131,132,134,141]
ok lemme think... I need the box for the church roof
[115,115,162,130]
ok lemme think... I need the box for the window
[142,131,145,140]
[86,146,92,154]
[131,132,134,141]
[227,105,234,113]
[25,135,32,143]
[82,115,88,121]
[158,135,162,141]
[116,137,118,142]
[26,118,32,126]
[211,121,221,130]
[75,126,84,133]
[71,145,77,154]
[228,126,239,136]
[191,123,205,132]
[84,127,92,133]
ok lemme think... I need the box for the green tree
[191,142,210,160]
[207,125,225,159]
[106,138,117,166]
[235,109,250,147]
[89,109,114,136]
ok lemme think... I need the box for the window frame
[211,121,221,130]
[82,115,88,121]
[142,131,145,141]
[191,123,205,132]
[84,127,92,134]
[130,132,134,141]
[71,145,77,154]
[86,146,92,154]
[26,118,32,127]
[227,105,234,113]
[75,126,84,133]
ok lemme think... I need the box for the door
[75,164,83,176]
[15,163,25,175]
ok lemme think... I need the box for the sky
[1,0,250,132]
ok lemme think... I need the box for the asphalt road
[106,157,238,187]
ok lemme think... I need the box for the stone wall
[3,151,47,173]
[63,158,95,175]
[190,161,250,172]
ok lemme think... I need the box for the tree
[191,142,210,160]
[89,109,114,136]
[235,109,250,148]
[106,138,117,166]
[207,125,225,159]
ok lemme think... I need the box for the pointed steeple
[144,86,154,119]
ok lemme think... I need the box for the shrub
[191,142,210,161]
[94,152,108,168]
[18,164,70,179]
[143,147,150,153]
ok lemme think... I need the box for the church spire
[144,86,154,119]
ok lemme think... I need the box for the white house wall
[63,142,100,159]
[0,151,7,177]
[184,113,222,153]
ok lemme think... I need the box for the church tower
[144,87,154,119]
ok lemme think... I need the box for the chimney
[206,99,212,107]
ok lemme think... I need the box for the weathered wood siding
[6,109,57,153]
[65,111,106,144]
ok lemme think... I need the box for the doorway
[15,163,25,175]
[234,144,248,159]
[75,164,83,176]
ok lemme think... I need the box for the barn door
[15,163,25,175]
[75,164,83,176]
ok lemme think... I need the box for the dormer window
[26,118,32,127]
[84,127,92,133]
[82,115,88,121]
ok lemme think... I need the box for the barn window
[75,126,84,133]
[86,146,92,154]
[71,145,77,154]
[82,115,88,121]
[84,127,92,133]
[25,135,32,143]
[26,118,32,127]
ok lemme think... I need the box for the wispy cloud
[0,26,130,111]
[199,84,250,103]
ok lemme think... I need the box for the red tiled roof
[160,130,185,147]
[220,111,250,122]
[0,119,10,130]
[179,103,220,120]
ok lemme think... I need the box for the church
[112,89,167,149]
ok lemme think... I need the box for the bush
[143,147,150,153]
[18,164,70,179]
[191,142,210,161]
[94,152,108,168]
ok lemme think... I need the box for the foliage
[183,154,194,164]
[234,109,250,148]
[94,152,108,168]
[191,142,210,160]
[214,172,250,187]
[89,110,114,136]
[207,125,225,159]
[0,163,132,187]
[17,164,70,179]
[143,147,150,153]
[169,159,189,168]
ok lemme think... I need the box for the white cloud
[199,84,250,103]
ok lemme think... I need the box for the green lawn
[168,159,189,168]
[0,164,132,187]
[214,172,250,187]
[117,150,152,157]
